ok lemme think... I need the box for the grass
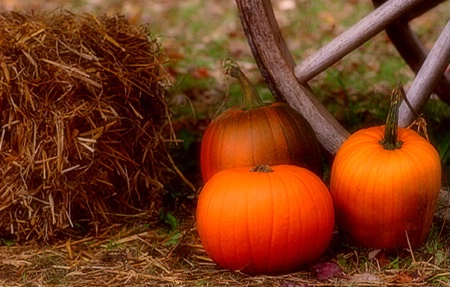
[1,0,450,286]
[140,1,450,286]
[0,218,447,286]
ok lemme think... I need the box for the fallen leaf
[349,272,380,283]
[311,261,343,281]
[395,272,414,283]
[0,258,32,267]
[372,250,390,268]
[368,249,381,260]
[279,281,309,287]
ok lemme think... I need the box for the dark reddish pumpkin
[200,59,322,182]
[196,164,334,275]
[330,84,441,249]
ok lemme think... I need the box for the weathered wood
[235,0,349,155]
[236,0,448,153]
[399,20,450,126]
[391,0,447,21]
[372,0,450,105]
[293,0,424,83]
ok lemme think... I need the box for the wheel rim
[236,0,449,154]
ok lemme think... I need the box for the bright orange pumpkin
[196,164,334,275]
[200,59,322,182]
[330,84,441,249]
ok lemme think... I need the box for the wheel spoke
[399,19,450,126]
[294,0,425,83]
[373,0,450,104]
[236,0,448,154]
[373,0,448,21]
[235,0,349,154]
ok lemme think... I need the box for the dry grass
[0,213,448,286]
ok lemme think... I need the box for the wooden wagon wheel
[235,0,450,155]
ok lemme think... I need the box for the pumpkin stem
[223,58,264,110]
[249,164,274,173]
[379,83,404,150]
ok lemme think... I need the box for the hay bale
[0,10,174,241]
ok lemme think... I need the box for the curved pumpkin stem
[223,58,264,110]
[380,83,404,150]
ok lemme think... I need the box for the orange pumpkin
[330,84,441,249]
[196,164,334,275]
[200,59,322,182]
